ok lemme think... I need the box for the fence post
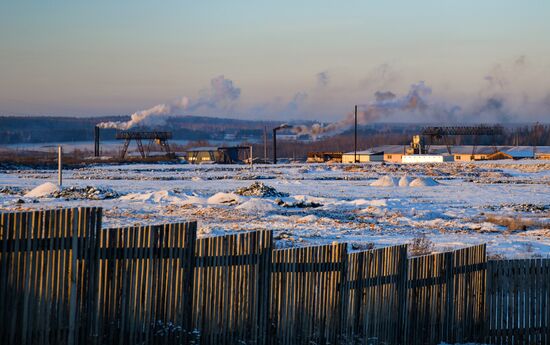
[182,221,197,342]
[444,251,454,343]
[396,245,408,345]
[257,231,273,345]
[338,243,349,344]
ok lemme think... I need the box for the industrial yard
[1,159,549,259]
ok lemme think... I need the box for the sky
[1,1,549,123]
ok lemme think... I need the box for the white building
[401,154,454,163]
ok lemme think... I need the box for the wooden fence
[192,230,272,344]
[406,244,486,345]
[345,244,408,345]
[1,207,550,345]
[487,259,550,345]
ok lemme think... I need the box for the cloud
[316,71,330,87]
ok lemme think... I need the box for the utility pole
[263,126,268,163]
[354,105,358,163]
[273,128,277,164]
[58,145,63,188]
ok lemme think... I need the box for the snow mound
[370,176,399,187]
[409,177,440,187]
[236,198,277,212]
[25,182,60,198]
[120,190,183,204]
[399,176,413,187]
[207,192,241,205]
[297,215,319,222]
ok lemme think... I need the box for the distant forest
[0,115,279,144]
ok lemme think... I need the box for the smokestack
[354,105,358,163]
[273,124,292,164]
[94,126,100,157]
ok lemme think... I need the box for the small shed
[185,146,251,164]
[307,152,343,163]
[185,147,218,164]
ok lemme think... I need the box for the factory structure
[93,125,253,164]
[339,145,550,163]
[92,123,549,164]
[334,125,550,163]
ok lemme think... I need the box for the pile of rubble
[275,198,323,208]
[52,186,120,200]
[234,182,288,197]
[0,186,25,195]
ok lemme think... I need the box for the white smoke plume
[97,97,190,130]
[97,75,240,129]
[293,81,433,138]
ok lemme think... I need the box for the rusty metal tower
[421,125,504,157]
[115,131,173,159]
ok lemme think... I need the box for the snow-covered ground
[1,161,549,258]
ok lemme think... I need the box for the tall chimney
[354,105,358,163]
[94,126,100,157]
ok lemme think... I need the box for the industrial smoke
[97,75,241,130]
[293,81,434,138]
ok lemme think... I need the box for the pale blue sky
[1,1,549,121]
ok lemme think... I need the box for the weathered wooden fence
[1,207,550,345]
[0,208,102,345]
[345,244,408,345]
[269,243,348,345]
[487,259,550,345]
[406,244,487,345]
[96,222,197,345]
[192,230,272,344]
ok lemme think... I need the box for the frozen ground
[1,161,549,258]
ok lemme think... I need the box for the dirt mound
[235,182,288,197]
[53,186,120,200]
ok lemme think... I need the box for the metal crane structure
[421,125,504,157]
[116,131,173,159]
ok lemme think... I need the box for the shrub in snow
[409,235,434,256]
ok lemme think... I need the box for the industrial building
[318,142,550,164]
[307,152,343,163]
[339,145,550,163]
[184,146,251,164]
[341,150,384,163]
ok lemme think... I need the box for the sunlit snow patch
[409,177,439,187]
[370,176,399,187]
